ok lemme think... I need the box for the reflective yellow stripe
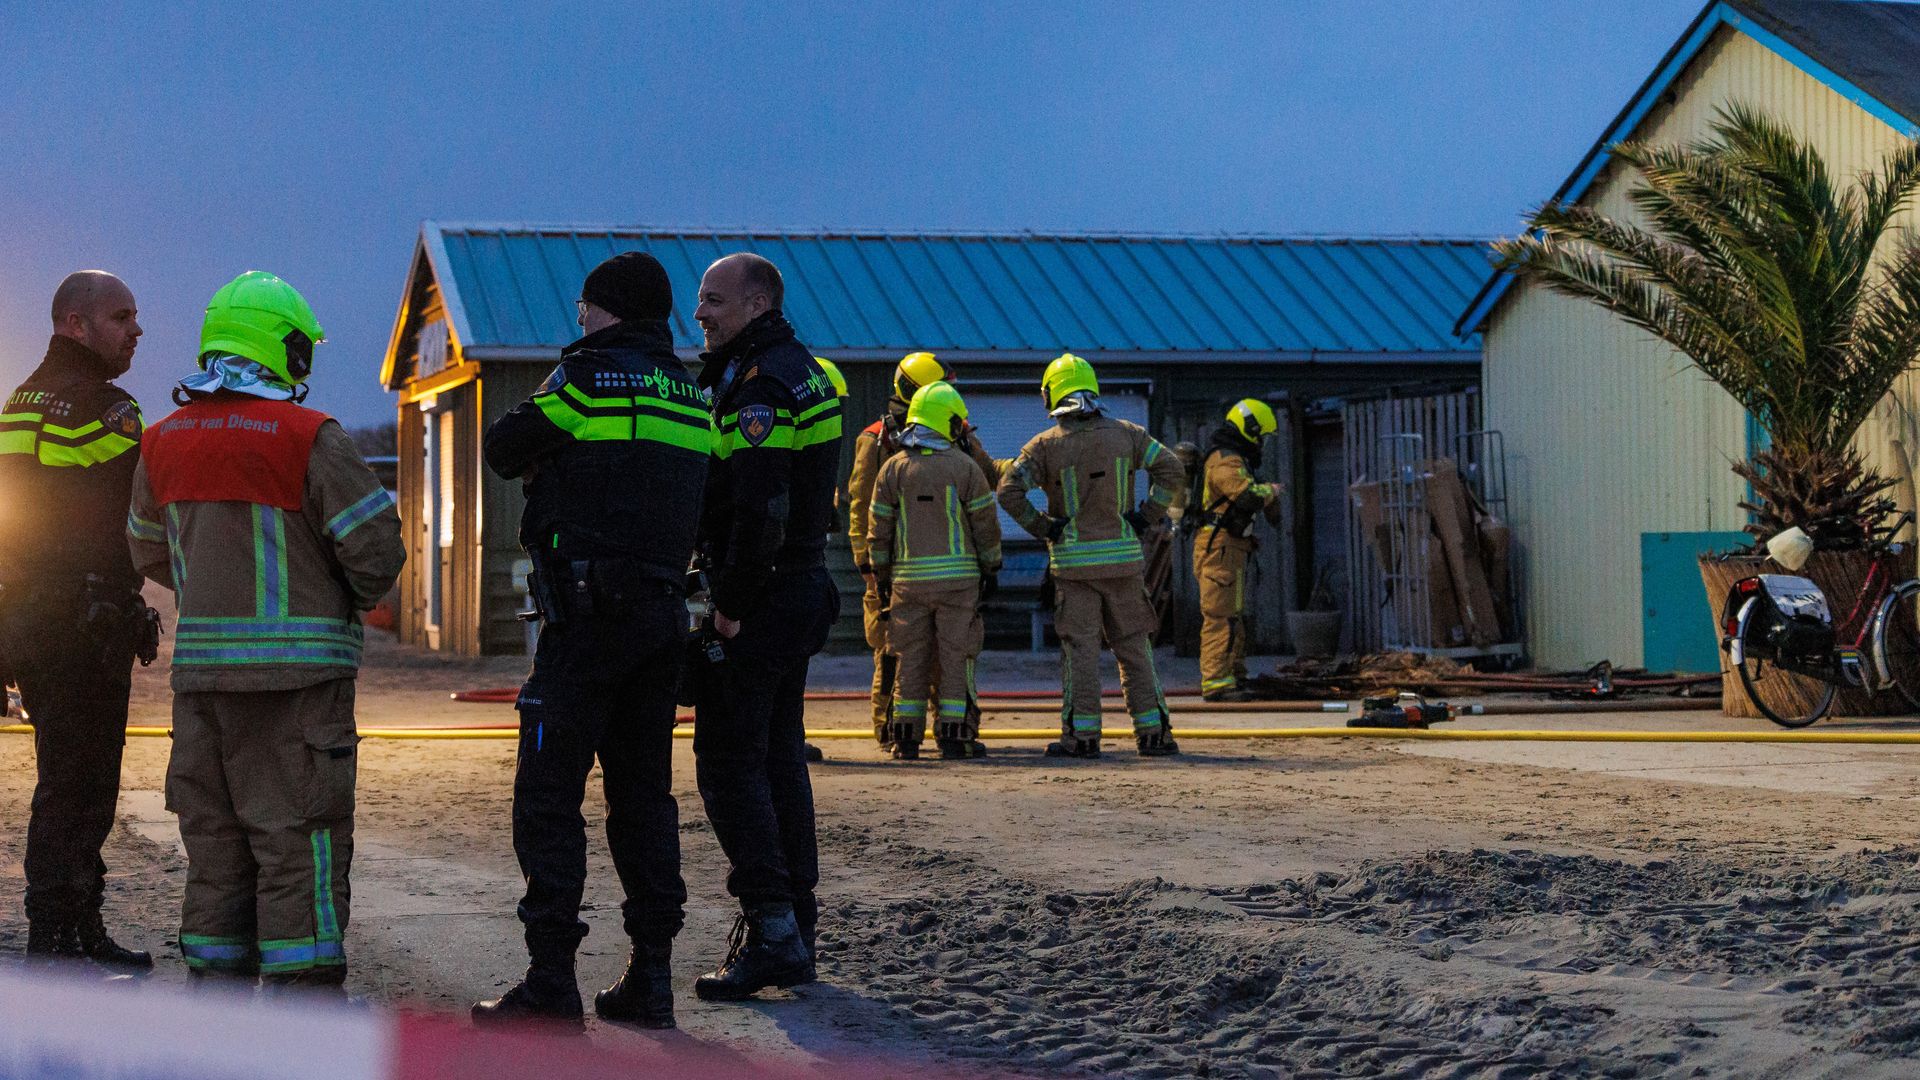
[0,430,35,455]
[40,419,104,439]
[533,389,712,452]
[38,430,137,467]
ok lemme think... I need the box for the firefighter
[0,271,154,970]
[802,356,850,767]
[1193,399,1284,701]
[127,271,405,991]
[867,382,1001,761]
[471,252,709,1031]
[998,353,1185,758]
[846,352,999,747]
[689,253,843,1001]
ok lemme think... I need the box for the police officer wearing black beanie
[473,251,710,1031]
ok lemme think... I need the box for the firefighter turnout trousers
[1195,530,1253,696]
[512,590,687,951]
[863,579,896,742]
[887,583,984,747]
[167,679,357,980]
[1053,574,1171,744]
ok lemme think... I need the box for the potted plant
[1495,105,1920,715]
[1287,561,1344,660]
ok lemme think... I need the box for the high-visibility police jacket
[697,312,843,619]
[868,443,1001,590]
[128,391,405,692]
[998,413,1184,580]
[846,407,999,571]
[484,319,710,583]
[0,335,145,593]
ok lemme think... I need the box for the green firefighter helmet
[1226,398,1277,442]
[814,356,849,398]
[905,381,968,441]
[198,271,326,384]
[1041,352,1099,411]
[893,351,953,402]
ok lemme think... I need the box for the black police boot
[937,739,987,760]
[472,944,584,1033]
[1137,721,1180,757]
[804,743,825,763]
[25,921,80,966]
[595,942,675,1029]
[75,910,154,971]
[693,903,815,1002]
[1044,735,1100,759]
[890,741,921,760]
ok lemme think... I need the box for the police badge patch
[536,365,567,394]
[102,399,142,437]
[738,404,776,447]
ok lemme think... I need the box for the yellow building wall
[1486,28,1918,669]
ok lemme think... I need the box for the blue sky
[0,0,1700,426]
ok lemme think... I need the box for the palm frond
[1499,104,1920,533]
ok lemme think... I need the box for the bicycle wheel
[1732,598,1836,728]
[1872,580,1920,712]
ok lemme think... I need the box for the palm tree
[1495,104,1920,546]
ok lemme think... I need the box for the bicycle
[1720,510,1920,727]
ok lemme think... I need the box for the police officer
[471,253,709,1031]
[1193,400,1284,701]
[867,382,1001,760]
[846,352,1000,747]
[688,253,842,1001]
[0,271,153,970]
[129,271,405,992]
[999,354,1186,758]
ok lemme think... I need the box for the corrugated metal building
[1460,0,1920,671]
[379,225,1490,655]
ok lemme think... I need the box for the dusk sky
[2,0,1702,428]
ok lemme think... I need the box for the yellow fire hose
[9,724,1920,744]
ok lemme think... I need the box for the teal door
[1641,531,1749,673]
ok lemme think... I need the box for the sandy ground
[7,619,1920,1077]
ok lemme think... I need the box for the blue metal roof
[417,224,1491,363]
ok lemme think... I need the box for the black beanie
[581,251,673,322]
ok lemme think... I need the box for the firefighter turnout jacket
[127,392,405,691]
[484,320,710,582]
[698,312,843,619]
[998,414,1185,579]
[867,445,1001,589]
[847,410,999,572]
[1195,433,1282,543]
[0,336,145,591]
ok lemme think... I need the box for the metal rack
[1377,433,1524,662]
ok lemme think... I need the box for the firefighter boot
[1137,717,1180,757]
[693,903,815,1002]
[1044,735,1100,759]
[76,909,154,971]
[595,942,675,1029]
[259,969,348,999]
[935,718,986,759]
[889,714,922,760]
[471,940,585,1033]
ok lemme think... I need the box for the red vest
[144,396,330,510]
